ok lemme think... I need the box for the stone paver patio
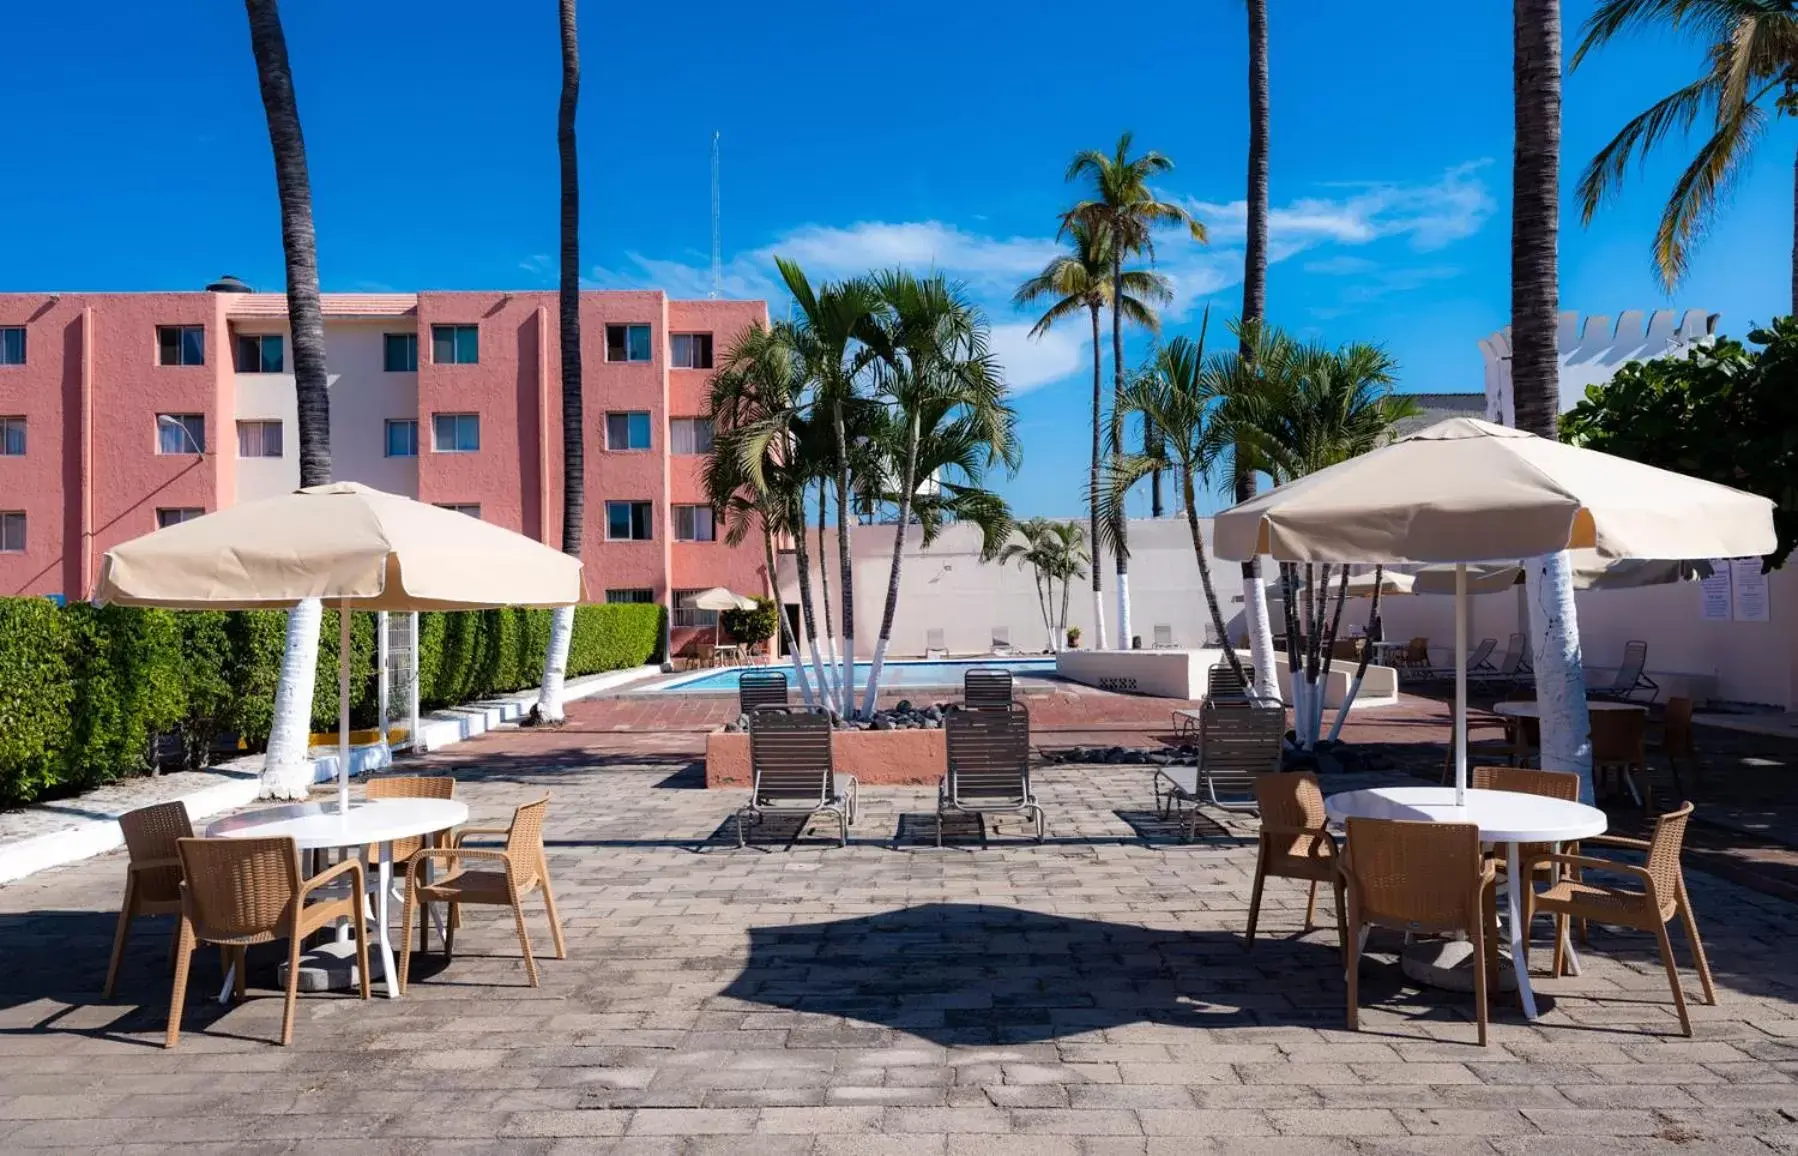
[5,711,1798,1153]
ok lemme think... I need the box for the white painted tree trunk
[1240,562,1282,704]
[262,596,322,800]
[1524,550,1594,802]
[1116,573,1133,650]
[860,637,890,719]
[535,604,575,722]
[807,639,835,709]
[1328,674,1363,743]
[1092,590,1108,652]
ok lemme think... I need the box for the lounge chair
[738,669,789,714]
[1590,639,1659,704]
[1469,633,1531,688]
[738,710,856,846]
[990,626,1012,655]
[939,705,1044,845]
[1153,703,1285,839]
[924,628,947,658]
[1207,661,1256,704]
[1152,624,1176,649]
[964,667,1014,711]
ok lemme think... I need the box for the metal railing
[673,607,719,629]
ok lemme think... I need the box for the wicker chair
[399,796,566,989]
[1648,696,1697,803]
[364,775,458,947]
[1523,802,1715,1035]
[1592,709,1651,808]
[939,705,1043,845]
[1246,772,1344,955]
[105,801,196,998]
[963,667,1015,711]
[1340,818,1500,1046]
[738,669,790,714]
[738,711,857,847]
[166,836,368,1048]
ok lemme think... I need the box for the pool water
[654,657,1058,693]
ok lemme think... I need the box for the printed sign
[1731,557,1770,622]
[1699,560,1731,621]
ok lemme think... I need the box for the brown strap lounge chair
[739,710,857,846]
[940,705,1043,845]
[738,669,790,714]
[399,796,567,990]
[1153,702,1285,839]
[1590,639,1659,703]
[1206,661,1256,705]
[963,667,1014,711]
[166,836,369,1048]
[105,801,194,998]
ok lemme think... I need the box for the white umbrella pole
[338,599,351,815]
[1454,564,1467,807]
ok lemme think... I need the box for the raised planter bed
[705,728,946,789]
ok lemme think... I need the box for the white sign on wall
[1699,560,1732,621]
[1731,558,1771,623]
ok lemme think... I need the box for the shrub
[720,597,778,648]
[0,599,73,808]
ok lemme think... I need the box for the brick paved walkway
[5,715,1798,1152]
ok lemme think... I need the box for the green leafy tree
[1000,518,1089,651]
[1561,317,1798,567]
[1571,0,1798,311]
[721,597,780,651]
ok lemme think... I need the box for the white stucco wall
[230,323,300,502]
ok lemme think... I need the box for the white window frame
[157,325,205,367]
[670,332,714,369]
[605,587,655,604]
[673,504,717,542]
[233,333,285,374]
[435,503,481,518]
[605,323,653,364]
[431,324,479,365]
[383,332,419,372]
[156,413,206,455]
[0,511,23,552]
[156,507,205,529]
[431,413,481,453]
[385,419,419,458]
[605,411,653,451]
[0,416,24,456]
[0,327,24,366]
[236,419,284,459]
[604,500,654,542]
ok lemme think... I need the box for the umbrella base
[1400,937,1517,994]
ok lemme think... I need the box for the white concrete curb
[0,665,660,885]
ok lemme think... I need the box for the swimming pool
[652,657,1058,693]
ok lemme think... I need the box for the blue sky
[3,1,1791,517]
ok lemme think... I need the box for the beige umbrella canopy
[96,482,583,610]
[1214,418,1775,564]
[1410,553,1711,596]
[96,483,584,812]
[1268,570,1416,598]
[1213,418,1775,803]
[688,587,759,612]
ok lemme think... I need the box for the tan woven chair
[1341,818,1500,1046]
[365,775,458,948]
[398,796,565,990]
[1592,709,1650,808]
[166,836,368,1048]
[1648,696,1697,802]
[105,801,195,998]
[1523,802,1715,1035]
[1246,772,1344,956]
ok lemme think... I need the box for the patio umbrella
[687,586,758,648]
[1410,553,1711,595]
[94,482,584,812]
[1213,418,1774,803]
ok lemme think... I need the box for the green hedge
[0,601,665,808]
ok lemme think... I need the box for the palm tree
[1106,333,1246,688]
[1013,221,1170,651]
[1571,0,1798,312]
[537,0,583,723]
[1517,0,1595,800]
[245,0,330,800]
[1062,133,1205,649]
[775,260,884,716]
[1000,518,1088,651]
[1046,521,1089,645]
[1237,0,1281,708]
[859,270,1018,715]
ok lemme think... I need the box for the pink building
[0,282,769,655]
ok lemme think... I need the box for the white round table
[1491,700,1648,720]
[1325,786,1608,1020]
[206,798,468,999]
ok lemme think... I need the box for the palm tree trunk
[832,402,857,716]
[764,521,813,709]
[1110,255,1132,649]
[1329,565,1385,742]
[1514,0,1593,802]
[1790,144,1796,316]
[813,484,839,706]
[247,0,329,800]
[1314,567,1351,746]
[1087,304,1107,649]
[791,496,832,706]
[861,410,920,716]
[1147,421,1164,518]
[537,0,583,723]
[1184,471,1246,688]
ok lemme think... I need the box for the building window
[385,419,419,457]
[383,333,418,372]
[432,413,480,453]
[0,511,23,552]
[431,324,479,365]
[605,323,652,363]
[435,503,481,518]
[673,588,720,629]
[605,500,653,541]
[606,588,655,604]
[0,416,24,456]
[156,414,206,455]
[673,504,716,542]
[156,507,205,529]
[236,420,283,458]
[233,333,285,373]
[670,417,715,456]
[157,325,205,366]
[0,327,24,365]
[605,411,652,451]
[670,333,714,369]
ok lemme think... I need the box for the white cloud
[1186,161,1496,255]
[989,322,1088,395]
[1304,255,1380,276]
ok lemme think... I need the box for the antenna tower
[710,131,722,299]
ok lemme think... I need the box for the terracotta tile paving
[5,678,1798,1151]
